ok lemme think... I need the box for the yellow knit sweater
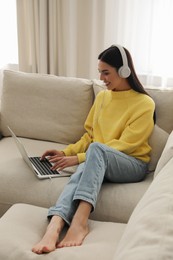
[63,89,155,163]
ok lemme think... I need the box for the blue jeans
[48,142,148,225]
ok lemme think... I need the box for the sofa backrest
[0,70,94,144]
[1,71,173,171]
[147,88,173,134]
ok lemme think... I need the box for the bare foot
[57,221,89,248]
[32,216,65,254]
[32,227,58,254]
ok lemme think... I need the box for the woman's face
[98,60,127,91]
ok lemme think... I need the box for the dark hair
[98,45,156,123]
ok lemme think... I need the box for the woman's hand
[41,149,65,160]
[41,149,79,171]
[49,155,79,171]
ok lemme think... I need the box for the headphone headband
[112,45,131,78]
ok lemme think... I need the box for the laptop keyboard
[29,157,59,176]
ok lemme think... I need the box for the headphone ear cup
[118,65,131,78]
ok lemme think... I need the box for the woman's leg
[55,142,147,248]
[32,142,107,253]
[32,163,85,254]
[48,162,86,224]
[100,144,148,183]
[56,142,147,248]
[72,142,147,212]
[32,142,147,253]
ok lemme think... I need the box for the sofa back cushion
[148,124,168,172]
[147,88,173,134]
[154,130,173,177]
[0,70,94,144]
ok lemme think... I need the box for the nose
[100,73,104,81]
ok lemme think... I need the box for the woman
[32,45,155,254]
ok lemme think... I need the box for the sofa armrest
[113,157,173,259]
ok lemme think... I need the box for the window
[0,0,18,69]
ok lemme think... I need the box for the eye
[103,72,109,76]
[98,70,110,76]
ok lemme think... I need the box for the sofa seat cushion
[0,136,153,222]
[0,137,70,217]
[1,70,94,144]
[0,203,126,260]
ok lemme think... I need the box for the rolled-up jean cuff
[73,196,95,212]
[47,211,71,226]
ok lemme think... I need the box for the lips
[105,82,110,87]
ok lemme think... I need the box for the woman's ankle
[48,215,65,232]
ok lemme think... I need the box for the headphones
[112,45,131,78]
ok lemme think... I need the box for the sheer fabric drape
[16,0,105,78]
[16,0,173,87]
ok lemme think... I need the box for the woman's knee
[88,142,104,153]
[86,142,107,159]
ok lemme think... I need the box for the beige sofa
[0,70,173,259]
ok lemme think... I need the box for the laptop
[8,126,72,179]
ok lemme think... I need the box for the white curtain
[16,0,173,87]
[16,0,105,78]
[104,0,173,88]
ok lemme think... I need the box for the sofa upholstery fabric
[1,70,94,144]
[0,204,126,260]
[114,157,173,260]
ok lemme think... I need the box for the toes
[57,240,82,248]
